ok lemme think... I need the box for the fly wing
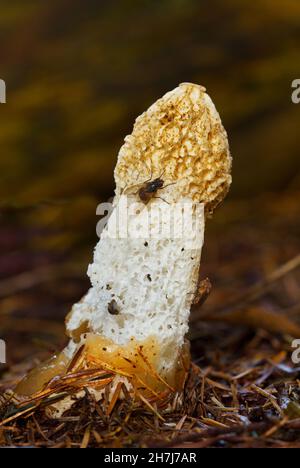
[122,182,143,196]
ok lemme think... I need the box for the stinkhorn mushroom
[16,83,232,414]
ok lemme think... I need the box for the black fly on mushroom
[138,172,176,205]
[124,168,176,205]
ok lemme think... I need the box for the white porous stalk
[67,196,204,376]
[65,83,232,381]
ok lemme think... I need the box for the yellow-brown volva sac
[16,83,232,415]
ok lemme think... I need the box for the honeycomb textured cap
[115,83,232,212]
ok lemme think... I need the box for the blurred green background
[1,0,300,204]
[1,0,300,363]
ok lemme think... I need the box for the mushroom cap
[115,83,232,213]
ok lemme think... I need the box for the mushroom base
[15,335,191,403]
